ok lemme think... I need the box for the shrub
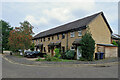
[61,52,66,59]
[44,54,52,61]
[30,43,35,51]
[79,57,87,61]
[80,31,95,61]
[65,50,75,59]
[112,40,118,46]
[44,54,61,61]
[54,48,61,58]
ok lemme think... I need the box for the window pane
[78,31,82,36]
[70,32,75,37]
[62,33,65,39]
[57,34,59,40]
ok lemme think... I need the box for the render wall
[88,14,112,53]
[105,47,118,58]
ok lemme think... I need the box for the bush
[79,57,87,61]
[30,43,35,51]
[44,54,61,61]
[54,48,61,58]
[80,31,95,61]
[61,52,66,59]
[44,54,52,61]
[65,50,75,59]
[112,40,118,46]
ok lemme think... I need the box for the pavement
[2,54,119,67]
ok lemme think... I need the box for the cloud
[43,8,74,22]
[24,15,48,25]
[2,2,118,35]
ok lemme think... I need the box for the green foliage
[79,31,95,61]
[54,48,61,58]
[112,40,118,46]
[0,20,13,50]
[8,21,34,52]
[44,54,61,61]
[79,57,87,61]
[65,50,75,59]
[30,43,35,51]
[44,54,52,61]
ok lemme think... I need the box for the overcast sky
[1,0,119,36]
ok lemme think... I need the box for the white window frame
[78,30,82,37]
[70,46,75,50]
[70,32,75,37]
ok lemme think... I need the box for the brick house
[32,12,118,59]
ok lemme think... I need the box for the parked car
[24,51,31,57]
[24,51,36,58]
[32,51,40,57]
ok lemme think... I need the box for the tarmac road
[2,57,118,78]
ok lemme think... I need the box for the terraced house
[33,12,118,59]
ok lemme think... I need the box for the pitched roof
[33,12,112,39]
[112,34,120,40]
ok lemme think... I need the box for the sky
[1,0,119,36]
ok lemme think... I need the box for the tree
[0,20,13,51]
[79,31,95,61]
[8,21,34,52]
[112,40,118,46]
[30,43,35,51]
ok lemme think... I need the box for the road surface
[2,57,118,78]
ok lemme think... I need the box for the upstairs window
[48,37,50,41]
[57,34,59,40]
[44,38,45,42]
[78,30,82,36]
[52,36,54,40]
[41,38,42,42]
[62,33,65,39]
[70,32,75,37]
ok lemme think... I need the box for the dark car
[32,51,40,57]
[24,51,31,57]
[24,51,36,58]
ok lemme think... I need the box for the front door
[77,47,82,60]
[51,49,54,57]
